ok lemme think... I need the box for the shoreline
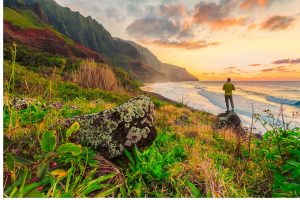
[143,90,264,138]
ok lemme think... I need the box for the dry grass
[72,59,120,91]
[155,104,254,197]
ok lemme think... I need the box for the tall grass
[72,59,120,91]
[8,42,17,93]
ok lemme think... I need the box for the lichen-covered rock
[64,95,157,159]
[212,111,242,131]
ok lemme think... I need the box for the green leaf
[6,153,14,171]
[287,160,300,168]
[12,155,34,165]
[40,131,56,153]
[37,162,49,179]
[24,189,45,198]
[186,181,201,197]
[95,185,121,197]
[66,121,80,140]
[57,143,82,156]
[61,191,72,198]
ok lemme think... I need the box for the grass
[3,44,300,197]
[72,59,120,91]
[4,7,46,30]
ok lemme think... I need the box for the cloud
[159,3,188,18]
[126,17,180,40]
[260,15,295,31]
[272,58,300,64]
[240,0,270,10]
[261,66,296,73]
[224,66,237,70]
[142,39,220,50]
[248,63,261,66]
[192,1,248,30]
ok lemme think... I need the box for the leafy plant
[4,122,118,198]
[123,131,188,197]
[254,110,300,197]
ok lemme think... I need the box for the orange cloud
[142,39,220,50]
[192,1,248,30]
[248,63,261,66]
[211,18,247,30]
[240,0,269,10]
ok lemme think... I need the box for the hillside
[129,41,199,82]
[3,0,198,83]
[4,7,105,62]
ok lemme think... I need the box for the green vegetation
[253,111,300,197]
[4,7,46,29]
[3,42,300,198]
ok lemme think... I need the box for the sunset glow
[56,0,300,81]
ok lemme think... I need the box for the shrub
[72,59,120,91]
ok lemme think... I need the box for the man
[223,78,235,112]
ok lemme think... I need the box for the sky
[55,0,300,81]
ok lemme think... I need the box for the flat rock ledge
[64,95,157,159]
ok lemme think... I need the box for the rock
[47,102,64,109]
[9,97,38,109]
[174,114,190,126]
[212,111,242,131]
[64,95,157,159]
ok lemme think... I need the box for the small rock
[212,111,242,131]
[48,102,64,109]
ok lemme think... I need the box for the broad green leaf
[37,162,49,178]
[66,122,80,140]
[50,169,67,178]
[40,131,56,153]
[57,143,82,156]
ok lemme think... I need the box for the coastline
[143,89,264,138]
[143,90,215,116]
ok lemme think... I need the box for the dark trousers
[225,95,234,111]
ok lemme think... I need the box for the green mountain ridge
[4,0,198,83]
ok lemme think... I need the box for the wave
[237,87,267,97]
[267,96,300,107]
[237,87,300,108]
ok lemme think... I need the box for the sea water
[141,81,300,134]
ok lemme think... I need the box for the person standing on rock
[223,78,235,112]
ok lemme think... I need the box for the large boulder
[64,95,157,159]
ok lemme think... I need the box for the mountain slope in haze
[129,41,198,82]
[4,0,198,83]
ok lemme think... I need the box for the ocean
[142,81,300,134]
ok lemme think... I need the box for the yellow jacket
[223,82,235,95]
